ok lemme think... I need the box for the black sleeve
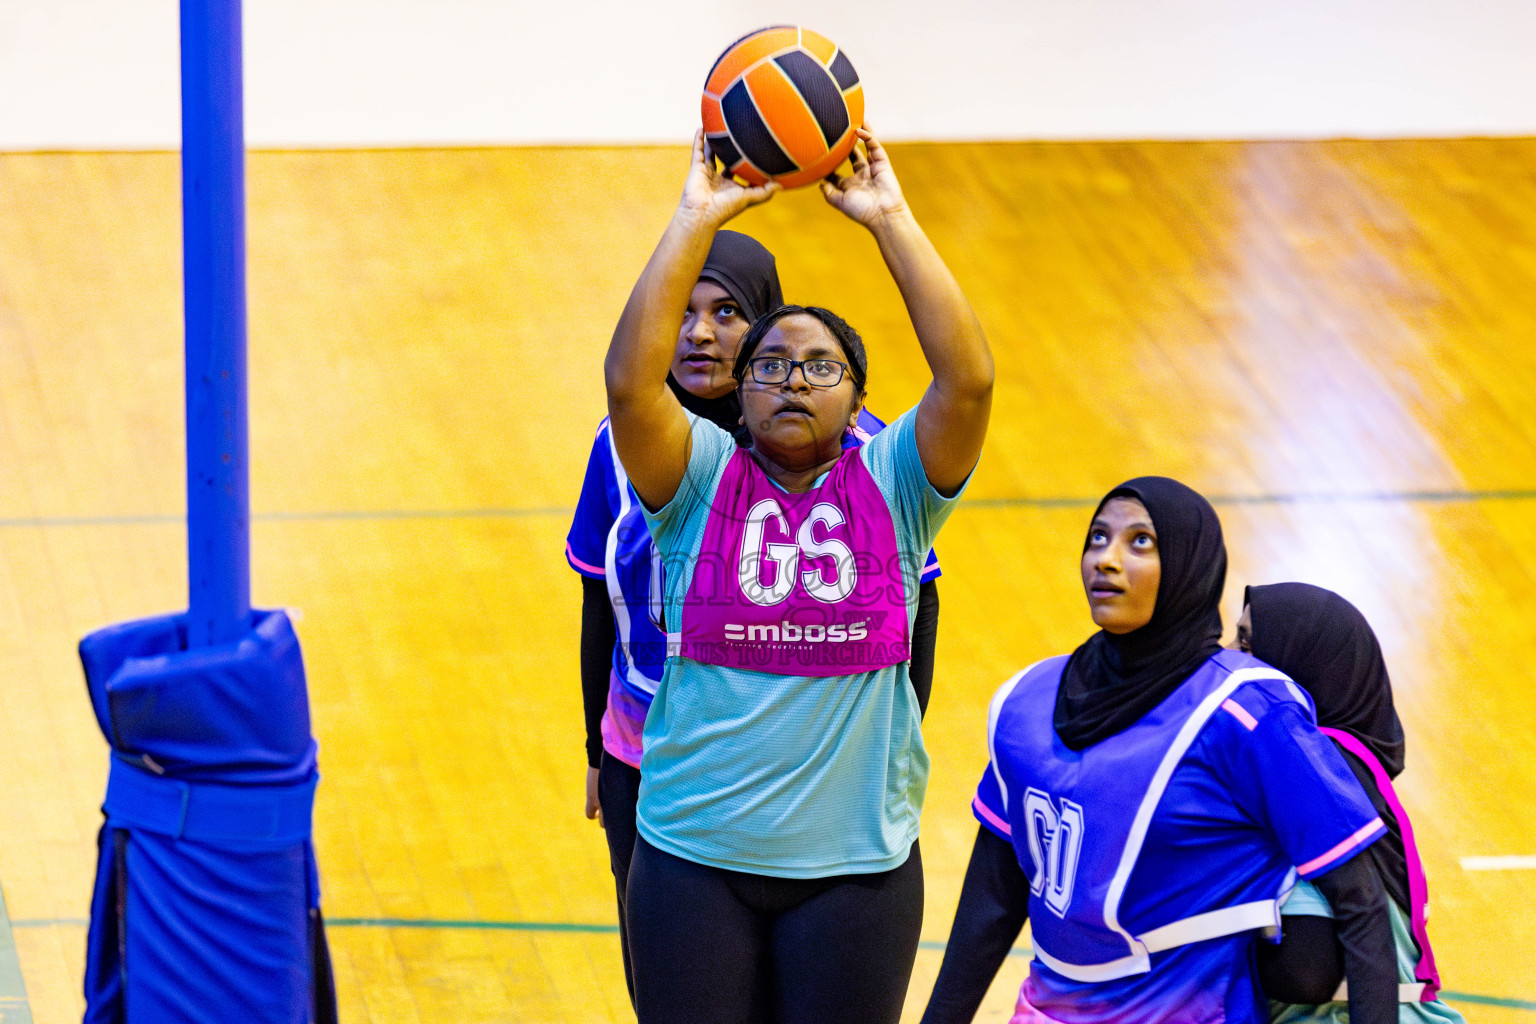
[1257,914,1344,1004]
[1309,854,1398,1024]
[921,826,1031,1024]
[908,580,940,719]
[580,575,617,769]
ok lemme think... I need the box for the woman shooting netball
[603,128,992,1023]
[567,228,942,1006]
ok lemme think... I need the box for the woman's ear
[847,390,866,430]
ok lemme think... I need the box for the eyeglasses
[745,356,851,388]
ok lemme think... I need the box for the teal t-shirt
[638,408,965,877]
[1270,880,1467,1024]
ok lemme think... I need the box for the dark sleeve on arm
[908,580,940,719]
[921,826,1031,1024]
[1311,854,1397,1024]
[580,576,617,768]
[1257,915,1344,1005]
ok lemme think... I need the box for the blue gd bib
[987,649,1306,983]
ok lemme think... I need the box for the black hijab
[665,230,784,433]
[1245,582,1410,911]
[1054,477,1227,751]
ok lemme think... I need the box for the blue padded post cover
[79,609,333,1023]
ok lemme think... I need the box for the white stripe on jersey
[1099,666,1295,973]
[602,425,659,697]
[985,662,1043,826]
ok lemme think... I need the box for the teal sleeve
[1282,878,1336,918]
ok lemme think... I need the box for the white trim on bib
[1039,667,1303,982]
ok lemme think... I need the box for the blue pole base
[78,611,337,1023]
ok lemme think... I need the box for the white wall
[2,0,1534,150]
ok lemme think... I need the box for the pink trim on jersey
[1321,727,1441,999]
[973,794,1012,836]
[848,425,874,443]
[1220,698,1258,731]
[600,671,646,768]
[1297,817,1387,876]
[566,541,605,577]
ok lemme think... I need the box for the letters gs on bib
[739,499,857,606]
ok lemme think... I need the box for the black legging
[598,753,643,1004]
[626,836,924,1024]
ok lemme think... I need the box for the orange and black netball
[701,26,865,189]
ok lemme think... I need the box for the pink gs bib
[679,447,910,676]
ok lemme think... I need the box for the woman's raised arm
[604,133,777,510]
[821,129,994,497]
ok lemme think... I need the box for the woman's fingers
[862,135,890,173]
[847,142,868,176]
[742,181,781,206]
[857,126,894,176]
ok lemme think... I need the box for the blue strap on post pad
[104,756,317,849]
[79,608,315,784]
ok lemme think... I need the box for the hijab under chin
[1245,582,1410,911]
[665,230,784,437]
[1053,476,1227,751]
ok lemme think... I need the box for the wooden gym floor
[1,138,1534,1022]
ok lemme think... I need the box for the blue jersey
[973,649,1386,1024]
[567,418,669,704]
[565,409,941,705]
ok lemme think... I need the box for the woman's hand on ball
[820,128,909,227]
[679,130,779,225]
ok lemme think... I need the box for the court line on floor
[0,507,573,529]
[1460,855,1536,871]
[321,918,1034,956]
[0,890,34,1024]
[6,487,1536,531]
[964,488,1536,510]
[8,916,1533,1011]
